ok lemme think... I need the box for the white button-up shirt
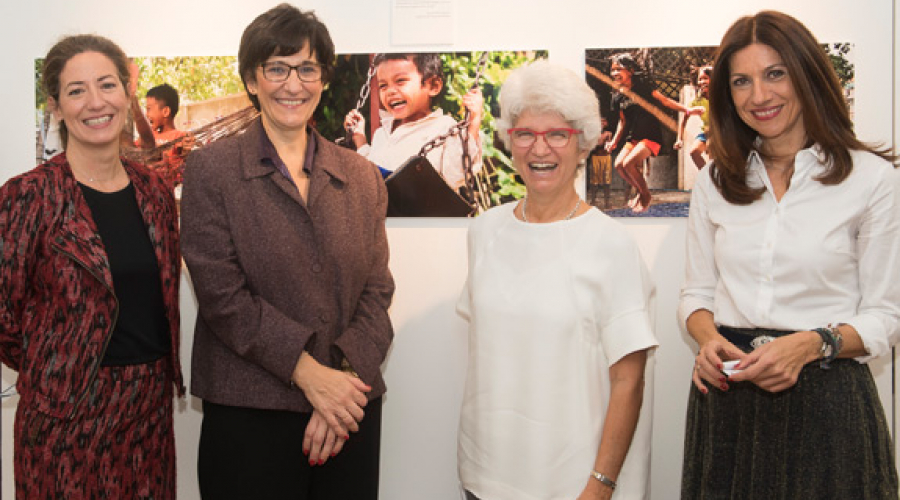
[679,145,900,362]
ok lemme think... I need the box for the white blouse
[679,146,900,362]
[457,204,657,500]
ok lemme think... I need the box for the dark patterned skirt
[14,357,175,500]
[681,328,898,500]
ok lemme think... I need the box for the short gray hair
[496,59,601,152]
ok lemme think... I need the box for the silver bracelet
[590,470,617,490]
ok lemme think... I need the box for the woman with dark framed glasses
[457,60,658,500]
[180,4,394,499]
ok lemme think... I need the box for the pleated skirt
[14,357,175,500]
[681,355,898,500]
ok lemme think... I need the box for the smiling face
[145,97,170,132]
[729,43,805,152]
[375,58,441,126]
[49,51,129,152]
[697,70,711,96]
[610,61,633,88]
[510,110,588,201]
[246,43,323,138]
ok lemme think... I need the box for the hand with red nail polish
[304,409,347,466]
[686,310,748,395]
[726,331,821,393]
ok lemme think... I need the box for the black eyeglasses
[507,128,582,148]
[260,61,323,83]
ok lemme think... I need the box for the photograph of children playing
[585,46,716,217]
[36,51,541,217]
[585,43,854,217]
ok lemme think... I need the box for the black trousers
[198,397,383,500]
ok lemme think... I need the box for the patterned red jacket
[0,153,184,420]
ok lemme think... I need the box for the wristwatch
[816,329,833,359]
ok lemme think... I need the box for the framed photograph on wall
[585,43,853,217]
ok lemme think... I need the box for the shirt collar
[747,142,830,195]
[258,124,318,184]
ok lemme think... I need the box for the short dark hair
[708,10,894,204]
[690,65,713,87]
[42,34,130,148]
[238,3,335,111]
[373,53,444,84]
[609,52,640,74]
[372,53,445,104]
[146,83,180,117]
[608,52,650,87]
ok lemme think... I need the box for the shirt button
[312,263,322,273]
[319,313,328,323]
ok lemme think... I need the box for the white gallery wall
[0,1,895,499]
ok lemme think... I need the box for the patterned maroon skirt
[14,357,175,500]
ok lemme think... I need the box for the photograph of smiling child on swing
[585,43,854,217]
[316,50,545,217]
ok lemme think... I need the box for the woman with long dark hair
[680,10,899,499]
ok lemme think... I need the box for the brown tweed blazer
[181,118,394,412]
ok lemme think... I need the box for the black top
[79,182,171,366]
[610,79,664,145]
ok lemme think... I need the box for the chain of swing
[340,52,493,214]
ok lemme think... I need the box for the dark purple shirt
[258,126,317,186]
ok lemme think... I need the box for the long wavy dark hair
[708,10,896,205]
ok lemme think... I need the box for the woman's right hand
[692,339,746,394]
[292,352,371,437]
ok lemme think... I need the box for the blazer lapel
[127,160,169,276]
[50,183,113,290]
[240,119,313,209]
[307,130,348,209]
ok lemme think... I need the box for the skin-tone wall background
[0,1,895,498]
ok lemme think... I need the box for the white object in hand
[722,360,742,376]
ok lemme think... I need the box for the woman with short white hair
[457,60,658,500]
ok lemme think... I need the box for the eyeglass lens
[262,62,322,83]
[510,129,576,148]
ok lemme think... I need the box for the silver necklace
[521,197,582,223]
[80,166,120,184]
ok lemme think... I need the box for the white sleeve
[677,169,719,329]
[847,165,900,361]
[597,230,658,365]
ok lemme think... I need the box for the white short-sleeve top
[457,203,658,500]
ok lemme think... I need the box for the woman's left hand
[576,479,613,500]
[727,331,821,392]
[303,409,346,466]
